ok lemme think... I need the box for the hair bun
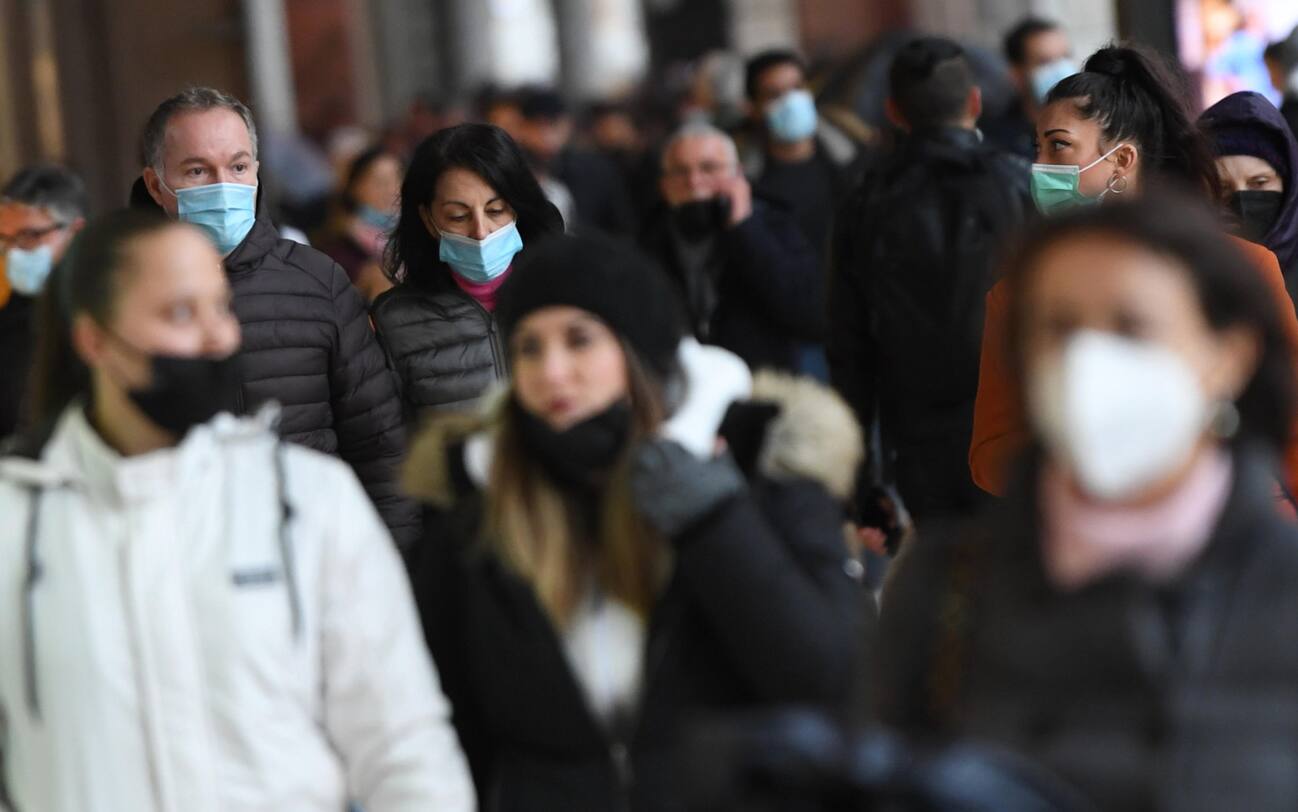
[1083,46,1129,79]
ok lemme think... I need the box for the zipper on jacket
[465,295,506,382]
[119,523,168,809]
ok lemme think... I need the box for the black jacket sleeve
[826,187,878,429]
[672,476,869,709]
[327,264,421,547]
[721,204,826,342]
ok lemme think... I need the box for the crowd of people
[5,13,1298,811]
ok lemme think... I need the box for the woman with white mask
[879,196,1298,810]
[0,210,474,811]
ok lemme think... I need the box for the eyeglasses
[0,222,68,252]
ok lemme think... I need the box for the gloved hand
[630,438,746,538]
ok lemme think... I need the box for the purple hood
[1200,91,1298,272]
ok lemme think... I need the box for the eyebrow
[178,151,252,166]
[442,197,503,208]
[1042,129,1072,137]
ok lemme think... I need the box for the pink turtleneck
[1040,448,1233,591]
[451,265,512,312]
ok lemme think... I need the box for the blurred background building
[2,0,1296,213]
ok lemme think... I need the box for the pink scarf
[451,265,512,312]
[1040,449,1233,590]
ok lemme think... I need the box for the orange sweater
[969,236,1298,496]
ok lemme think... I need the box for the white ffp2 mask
[1029,330,1210,501]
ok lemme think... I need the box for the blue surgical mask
[357,204,397,230]
[438,220,523,284]
[163,181,258,255]
[1030,58,1079,105]
[1030,144,1129,216]
[765,89,818,144]
[5,244,55,296]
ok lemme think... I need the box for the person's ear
[142,166,168,209]
[1206,326,1261,403]
[884,97,909,132]
[67,216,86,237]
[1114,143,1139,174]
[967,85,983,122]
[70,312,109,368]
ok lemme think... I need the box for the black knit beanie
[496,233,685,377]
[1209,121,1291,183]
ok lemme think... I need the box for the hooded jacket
[403,342,873,811]
[0,405,474,812]
[1200,91,1298,285]
[969,236,1298,497]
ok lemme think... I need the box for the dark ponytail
[26,209,174,428]
[1047,43,1222,200]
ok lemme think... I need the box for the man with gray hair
[639,120,822,371]
[0,164,89,439]
[136,86,418,548]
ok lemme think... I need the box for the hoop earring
[1106,174,1129,195]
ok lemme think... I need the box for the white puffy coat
[0,406,475,812]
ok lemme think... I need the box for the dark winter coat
[405,372,873,811]
[0,292,36,440]
[828,127,1031,519]
[222,216,417,546]
[370,272,505,420]
[879,443,1298,811]
[1200,91,1298,292]
[639,200,823,373]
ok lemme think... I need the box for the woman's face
[422,166,516,241]
[1036,100,1138,198]
[76,225,240,391]
[1021,233,1256,440]
[1216,154,1285,194]
[511,306,629,431]
[352,154,403,214]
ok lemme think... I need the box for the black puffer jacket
[370,273,505,420]
[0,292,36,441]
[404,368,873,811]
[880,443,1298,811]
[223,217,417,546]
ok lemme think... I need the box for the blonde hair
[484,346,670,627]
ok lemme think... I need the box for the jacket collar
[223,216,282,276]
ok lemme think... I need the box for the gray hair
[660,120,740,172]
[1,164,88,223]
[140,86,259,171]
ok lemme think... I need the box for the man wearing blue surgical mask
[137,87,418,550]
[982,16,1075,161]
[739,50,865,380]
[0,165,87,440]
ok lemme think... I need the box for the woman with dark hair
[1199,91,1298,300]
[969,43,1298,496]
[0,210,474,810]
[371,123,564,420]
[404,233,870,809]
[881,196,1298,809]
[315,145,404,301]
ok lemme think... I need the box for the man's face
[751,61,807,120]
[1012,28,1072,95]
[517,116,573,167]
[660,135,736,206]
[144,107,259,218]
[0,201,81,263]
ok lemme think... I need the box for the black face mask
[1228,190,1285,244]
[515,399,632,490]
[107,335,242,437]
[671,196,731,242]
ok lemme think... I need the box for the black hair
[1003,16,1061,66]
[27,209,176,427]
[341,145,401,213]
[517,86,569,122]
[385,123,564,285]
[2,165,89,223]
[888,37,974,131]
[744,49,806,101]
[1045,44,1222,200]
[1004,194,1296,453]
[1265,38,1298,70]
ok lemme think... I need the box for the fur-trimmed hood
[403,340,864,507]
